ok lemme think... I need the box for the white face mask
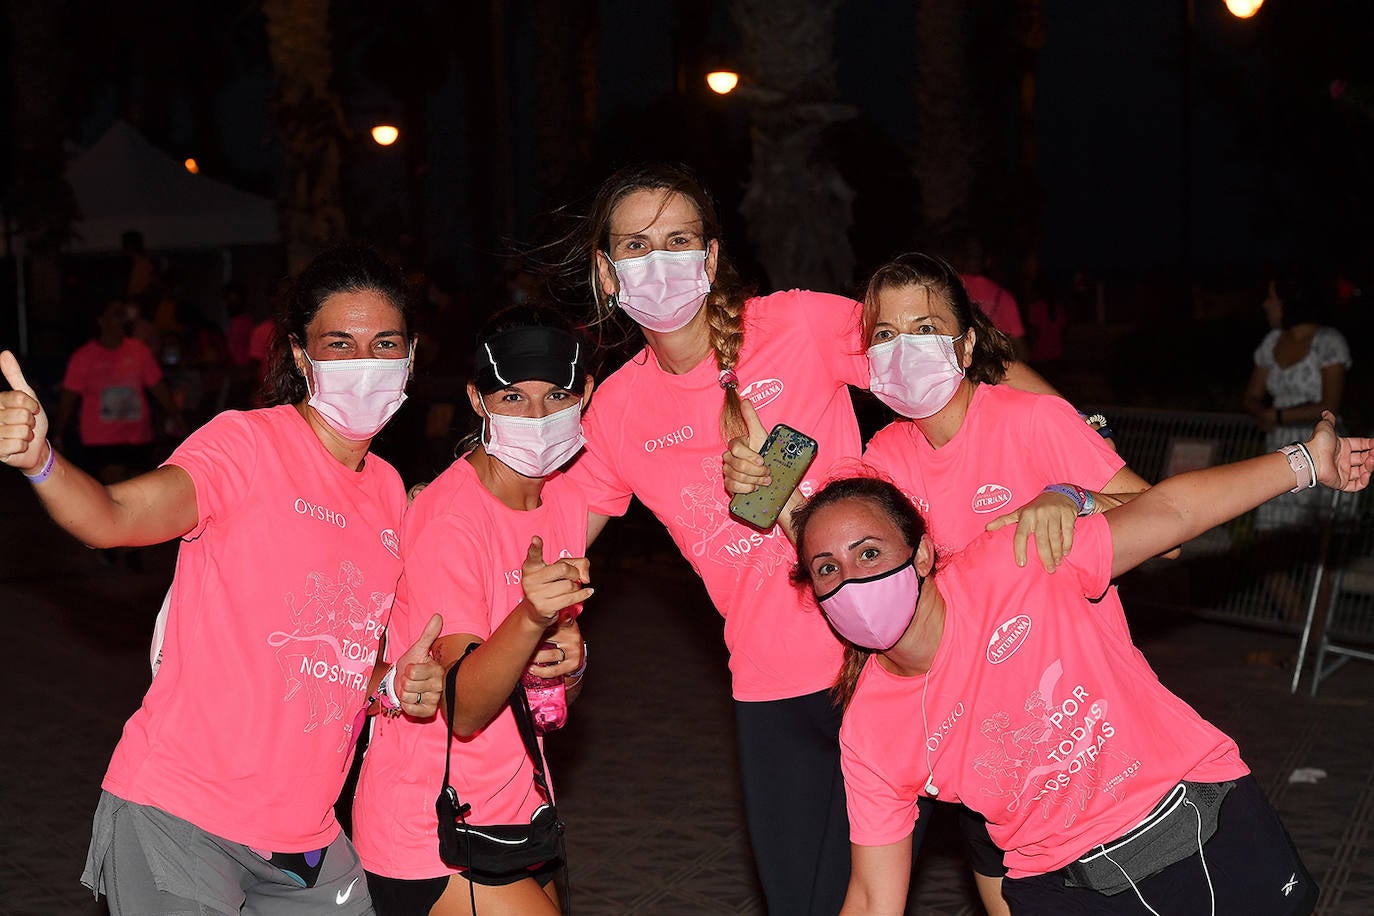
[305,352,411,440]
[481,401,586,478]
[611,249,711,333]
[867,333,966,419]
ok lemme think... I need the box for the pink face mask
[816,554,922,650]
[867,333,966,419]
[611,249,711,333]
[305,352,411,440]
[481,401,586,478]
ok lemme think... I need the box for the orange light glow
[706,71,740,95]
[1224,0,1263,18]
[371,125,400,146]
[184,158,199,174]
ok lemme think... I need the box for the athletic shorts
[366,861,559,915]
[81,791,371,915]
[957,805,1009,878]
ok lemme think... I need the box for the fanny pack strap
[440,642,554,816]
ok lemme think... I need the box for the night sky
[13,1,1374,303]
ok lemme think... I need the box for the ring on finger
[557,645,567,664]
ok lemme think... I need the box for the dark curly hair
[260,245,410,406]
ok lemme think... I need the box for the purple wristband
[23,440,55,484]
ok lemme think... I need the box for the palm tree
[262,0,348,272]
[7,0,76,332]
[913,0,975,245]
[531,0,598,207]
[732,0,855,293]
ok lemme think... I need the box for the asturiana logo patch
[971,483,1012,514]
[740,377,784,409]
[986,614,1032,664]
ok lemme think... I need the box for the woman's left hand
[721,399,770,495]
[985,490,1079,572]
[527,617,585,679]
[1308,411,1374,491]
[393,614,446,718]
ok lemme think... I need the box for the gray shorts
[81,791,374,915]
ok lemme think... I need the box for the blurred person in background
[1244,273,1352,533]
[54,299,183,486]
[955,238,1027,361]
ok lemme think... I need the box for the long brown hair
[791,476,934,709]
[580,163,754,440]
[861,252,1014,386]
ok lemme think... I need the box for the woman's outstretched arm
[1,350,198,547]
[1106,412,1371,578]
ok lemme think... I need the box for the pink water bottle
[521,641,567,734]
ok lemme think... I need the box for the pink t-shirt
[61,337,163,446]
[840,516,1247,878]
[565,290,867,701]
[863,384,1125,557]
[353,459,587,879]
[102,406,406,851]
[961,274,1025,339]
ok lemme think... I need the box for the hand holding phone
[728,424,818,530]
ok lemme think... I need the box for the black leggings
[735,690,851,916]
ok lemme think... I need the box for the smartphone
[729,424,819,530]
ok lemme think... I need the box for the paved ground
[3,470,1373,915]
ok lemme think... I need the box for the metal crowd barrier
[1093,407,1372,694]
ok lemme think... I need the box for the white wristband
[1277,442,1317,493]
[568,641,589,680]
[375,665,402,711]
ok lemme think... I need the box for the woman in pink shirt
[354,305,591,915]
[557,162,870,914]
[0,245,445,915]
[789,416,1371,914]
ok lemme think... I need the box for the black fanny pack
[435,643,566,880]
[1062,780,1234,895]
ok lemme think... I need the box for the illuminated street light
[371,124,400,146]
[706,71,740,95]
[1224,0,1263,17]
[184,158,199,174]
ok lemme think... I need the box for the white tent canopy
[65,120,279,253]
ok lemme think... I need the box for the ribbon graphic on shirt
[271,561,390,751]
[674,456,793,586]
[973,660,1137,828]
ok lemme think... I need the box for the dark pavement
[3,469,1373,915]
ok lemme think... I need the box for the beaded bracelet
[23,440,55,484]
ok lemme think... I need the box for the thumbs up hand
[394,613,445,718]
[722,398,770,495]
[0,351,51,473]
